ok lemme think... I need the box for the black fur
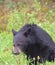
[12,24,55,65]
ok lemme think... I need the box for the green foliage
[7,9,26,31]
[7,9,40,31]
[5,1,15,9]
[44,9,55,22]
[33,0,41,10]
[0,0,4,3]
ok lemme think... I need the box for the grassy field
[0,0,55,65]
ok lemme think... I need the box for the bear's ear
[12,29,17,36]
[24,27,31,37]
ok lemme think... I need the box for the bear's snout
[13,47,22,55]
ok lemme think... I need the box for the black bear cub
[12,24,55,65]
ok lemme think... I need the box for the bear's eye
[17,44,20,46]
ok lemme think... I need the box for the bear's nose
[13,50,19,55]
[13,47,19,55]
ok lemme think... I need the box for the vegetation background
[0,0,55,65]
